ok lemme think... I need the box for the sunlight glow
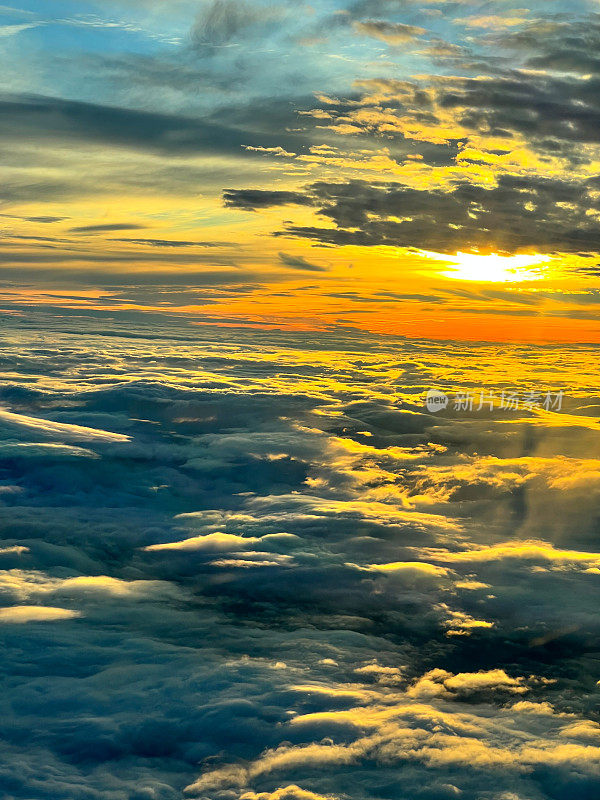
[430,251,549,282]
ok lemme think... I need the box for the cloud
[185,663,600,795]
[278,252,328,273]
[0,406,131,443]
[0,442,97,459]
[459,14,530,30]
[272,176,600,254]
[353,663,404,684]
[353,20,426,44]
[3,7,600,789]
[427,541,600,568]
[0,22,38,37]
[243,145,297,157]
[240,786,338,800]
[143,532,261,552]
[0,317,599,800]
[442,669,527,694]
[0,605,81,623]
[111,238,230,247]
[190,0,282,47]
[362,561,450,577]
[0,215,68,223]
[223,189,313,210]
[0,570,180,602]
[69,223,147,233]
[0,94,307,166]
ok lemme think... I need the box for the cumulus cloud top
[0,315,597,799]
[0,605,82,623]
[0,407,130,443]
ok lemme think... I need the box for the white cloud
[0,407,130,443]
[0,605,81,623]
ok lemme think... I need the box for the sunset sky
[2,0,600,341]
[2,4,600,800]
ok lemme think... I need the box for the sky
[1,0,600,341]
[2,3,600,800]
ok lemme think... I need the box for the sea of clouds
[0,314,599,800]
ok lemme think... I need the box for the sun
[427,251,549,282]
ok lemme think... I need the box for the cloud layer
[0,311,598,798]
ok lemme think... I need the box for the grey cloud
[223,188,313,210]
[111,238,232,247]
[0,214,68,223]
[0,267,271,293]
[0,94,308,158]
[69,223,147,233]
[278,252,328,272]
[190,0,282,47]
[272,175,600,254]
